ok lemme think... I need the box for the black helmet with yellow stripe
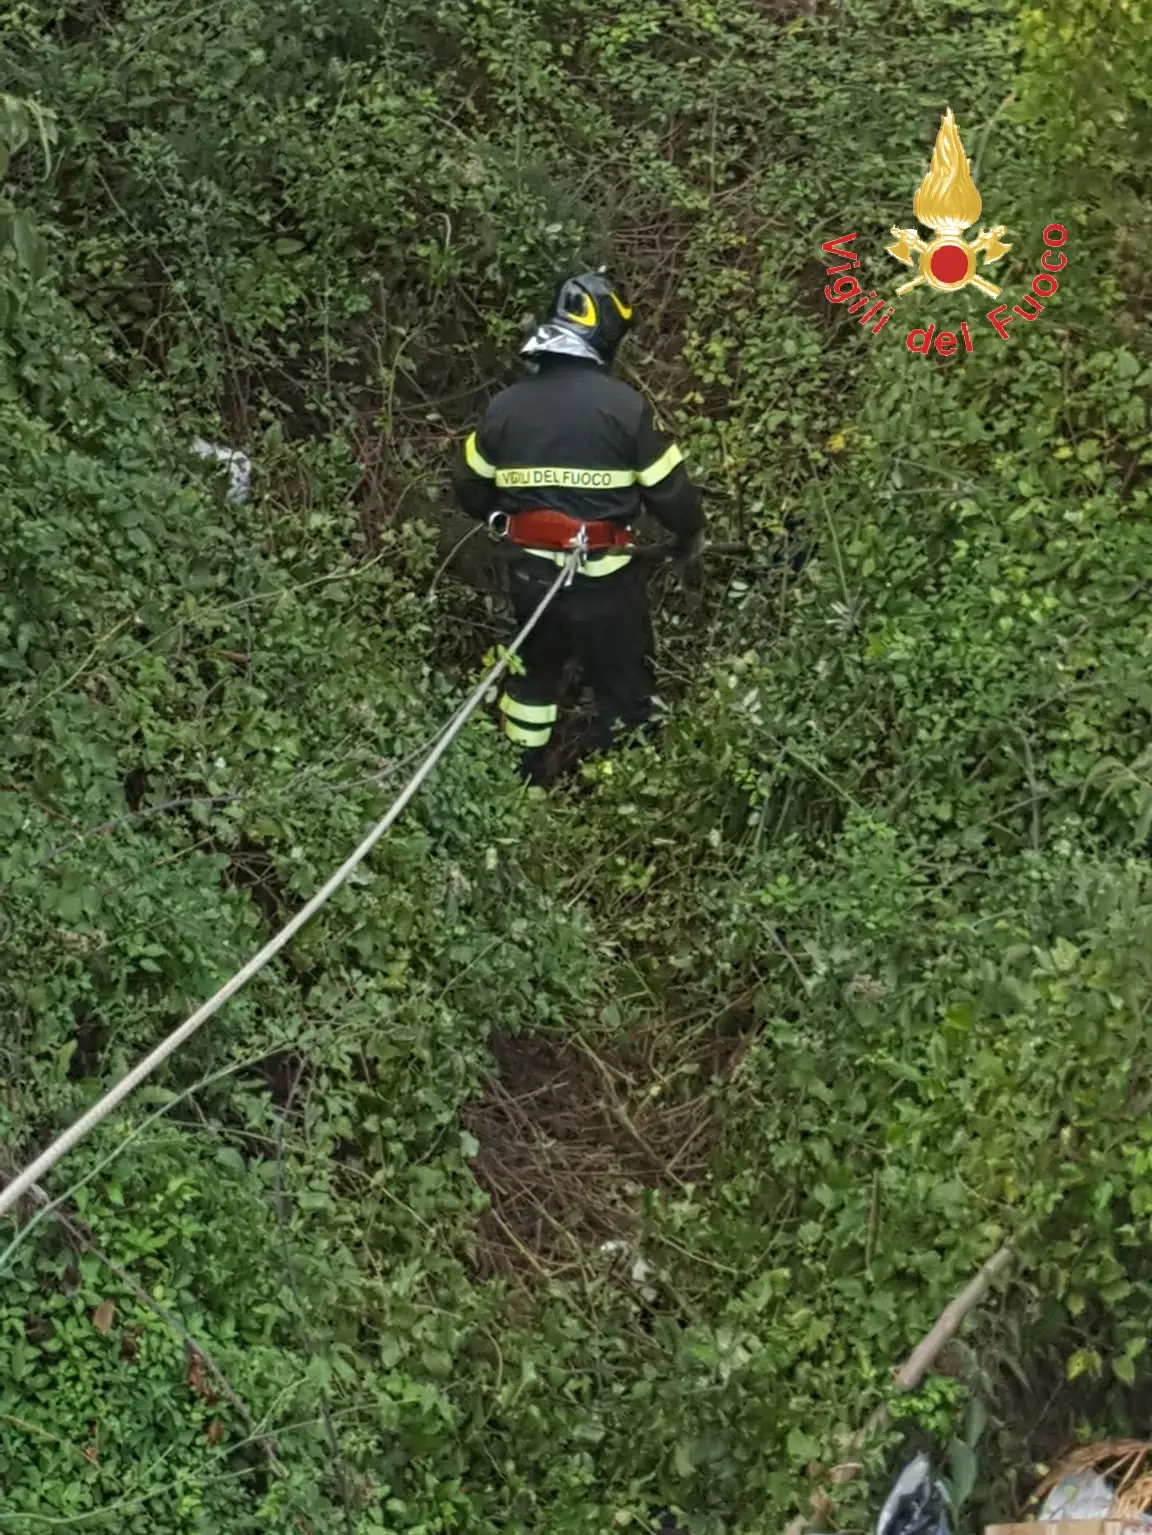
[521,270,634,368]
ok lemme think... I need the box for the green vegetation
[2,0,1151,1530]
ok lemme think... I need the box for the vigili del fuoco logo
[819,107,1068,357]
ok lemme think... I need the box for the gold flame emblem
[887,108,1011,298]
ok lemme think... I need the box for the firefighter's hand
[672,530,705,569]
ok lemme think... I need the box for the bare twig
[893,1244,1014,1389]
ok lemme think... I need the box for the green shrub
[2,0,1151,1530]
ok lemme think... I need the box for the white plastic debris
[630,1255,653,1286]
[191,438,252,505]
[875,1454,950,1535]
[599,1241,657,1302]
[1036,1471,1152,1524]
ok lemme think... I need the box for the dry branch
[784,1244,1015,1535]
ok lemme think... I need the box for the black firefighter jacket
[451,356,705,545]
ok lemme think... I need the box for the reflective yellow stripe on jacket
[465,433,497,478]
[466,446,683,493]
[495,466,635,490]
[636,444,682,486]
[489,451,682,491]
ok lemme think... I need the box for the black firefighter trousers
[500,554,655,782]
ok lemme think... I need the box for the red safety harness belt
[500,507,633,552]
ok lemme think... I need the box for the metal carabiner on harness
[487,510,510,541]
[564,524,589,586]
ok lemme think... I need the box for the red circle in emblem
[928,242,970,285]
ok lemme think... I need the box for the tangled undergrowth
[2,0,1152,1531]
[465,1007,753,1281]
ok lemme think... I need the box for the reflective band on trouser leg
[499,693,556,749]
[525,548,633,578]
[503,719,550,748]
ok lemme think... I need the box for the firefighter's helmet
[552,272,633,363]
[521,271,634,367]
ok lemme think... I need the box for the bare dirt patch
[463,1005,757,1283]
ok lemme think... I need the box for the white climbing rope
[0,551,580,1221]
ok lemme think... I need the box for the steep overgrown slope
[2,1,1151,1531]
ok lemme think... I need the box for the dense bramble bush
[1,0,1151,1530]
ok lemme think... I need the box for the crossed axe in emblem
[886,225,1012,298]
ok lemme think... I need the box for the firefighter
[451,271,706,785]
